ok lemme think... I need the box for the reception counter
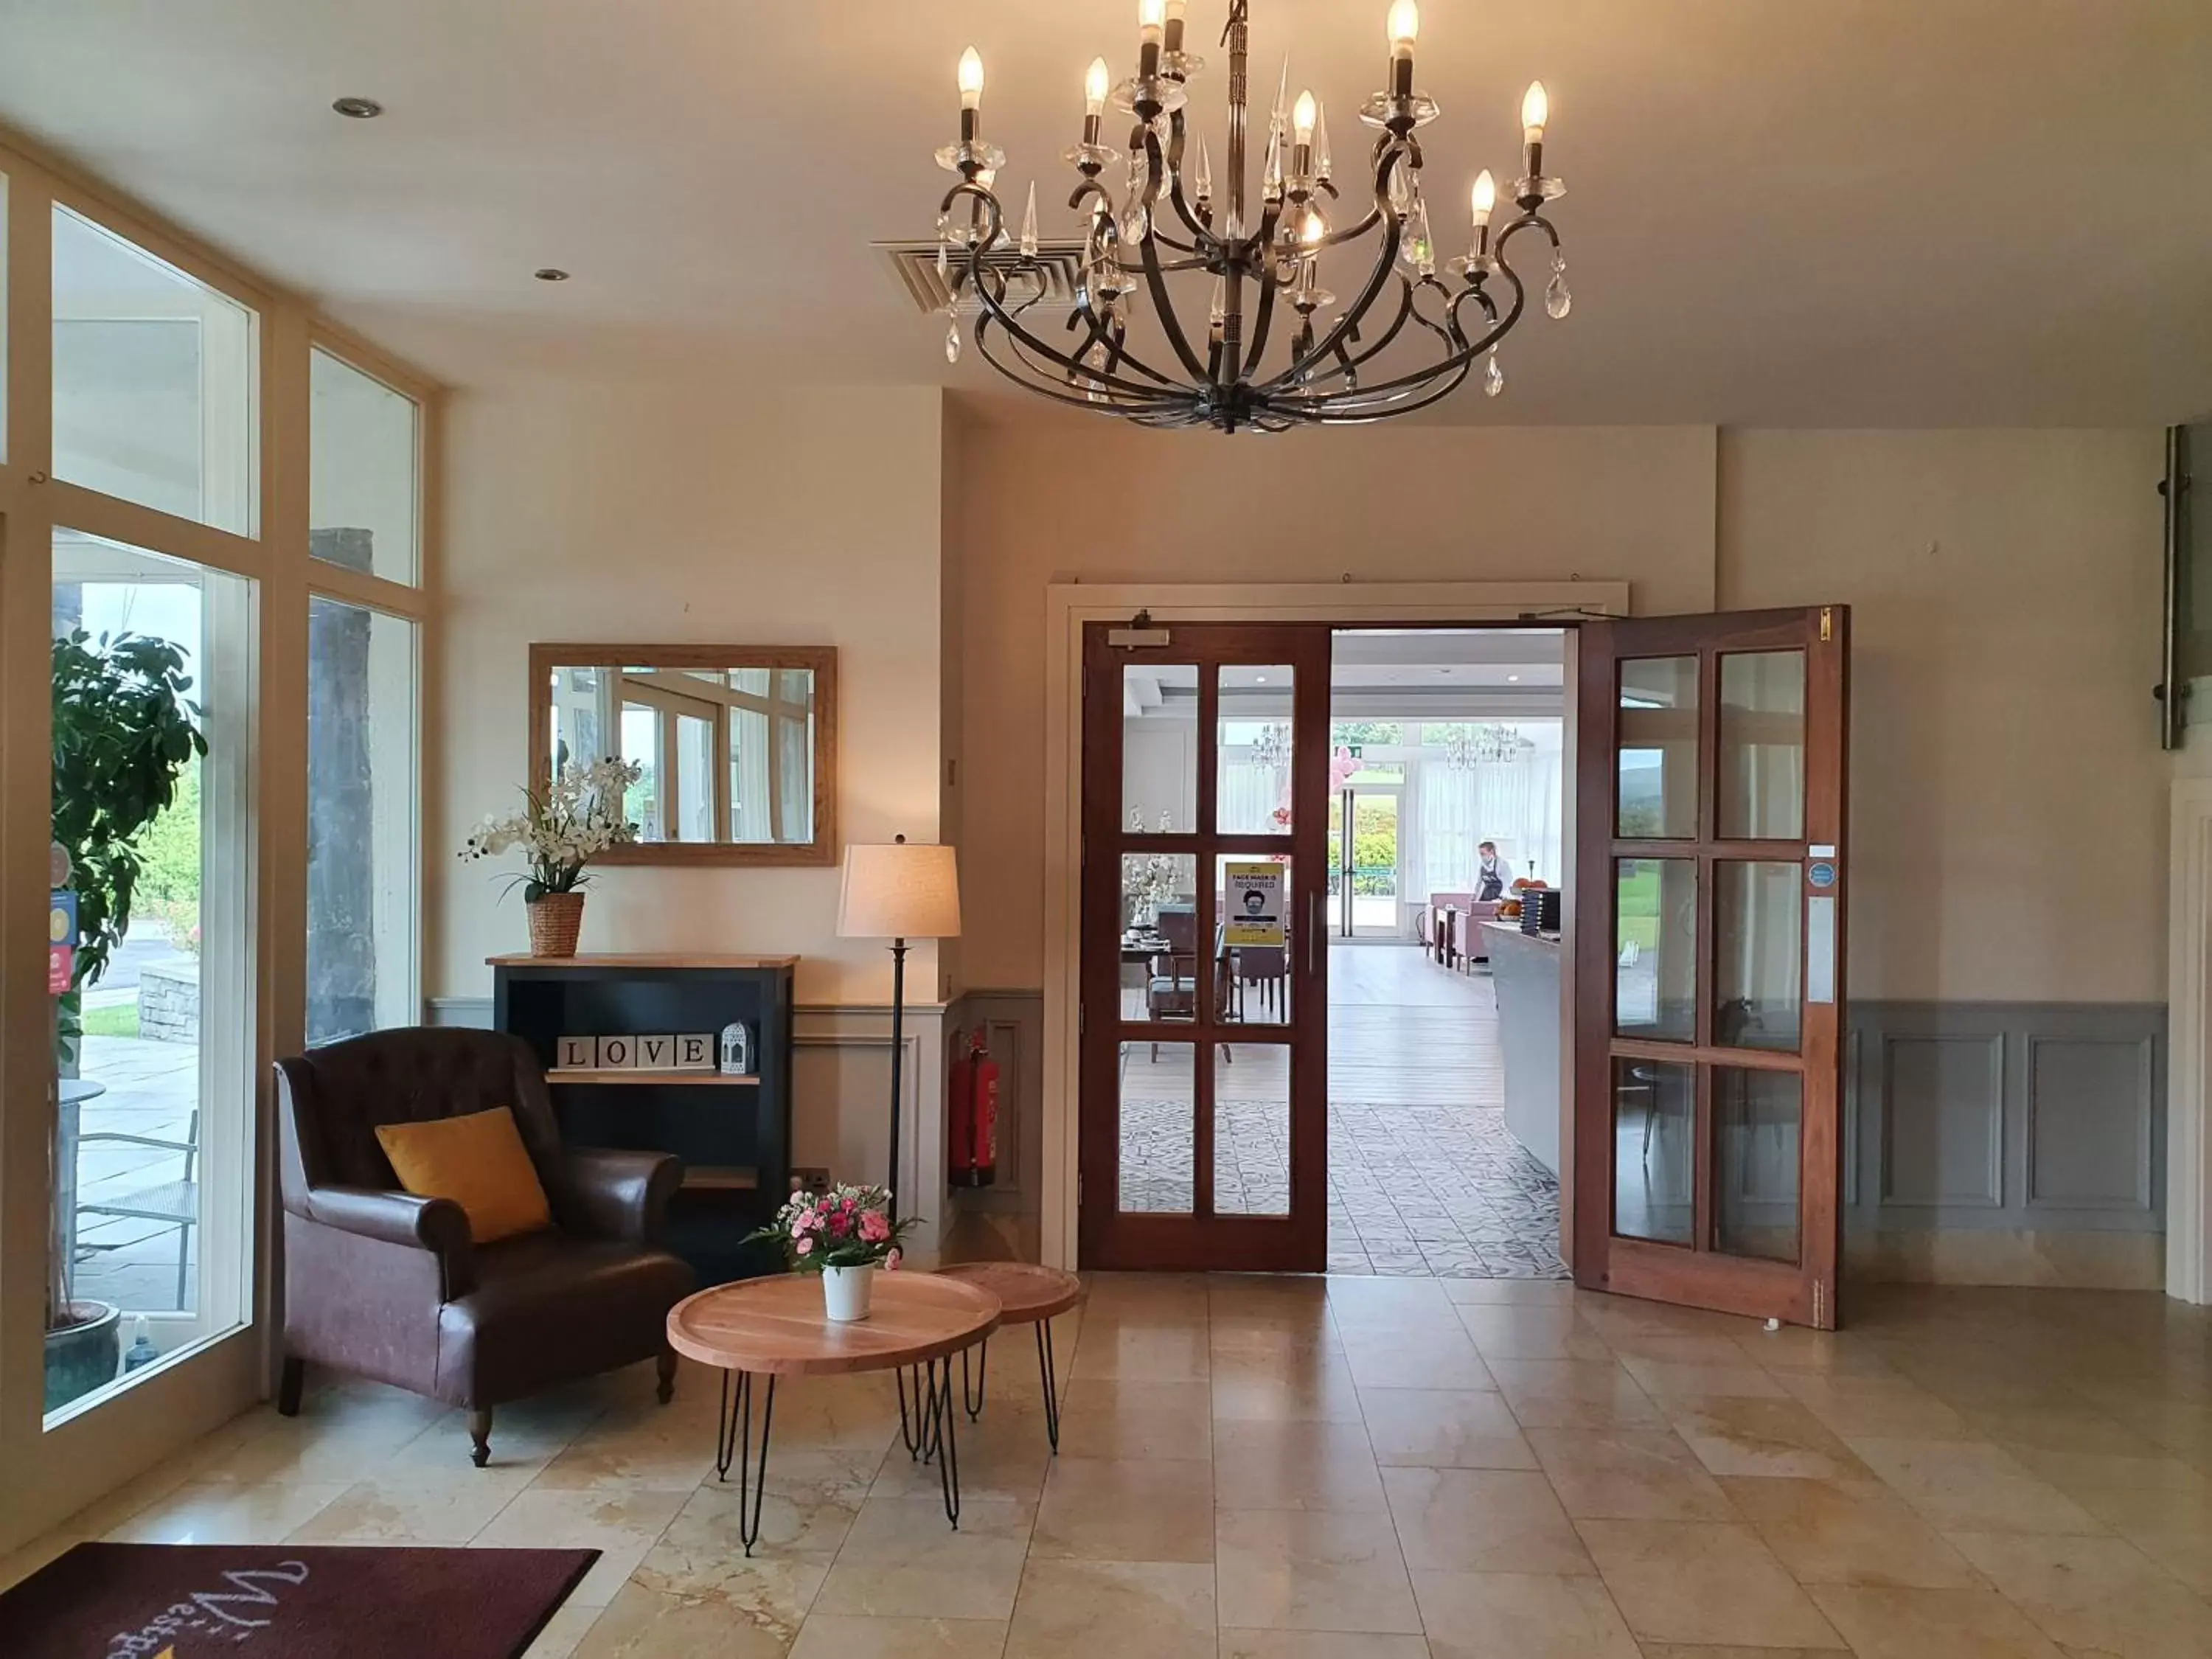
[1481,920,1562,1178]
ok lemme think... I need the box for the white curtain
[1219,754,1286,833]
[1419,740,1563,894]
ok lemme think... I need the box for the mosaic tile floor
[1115,947,1569,1278]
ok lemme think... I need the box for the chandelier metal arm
[1265,355,1474,424]
[971,278,1189,411]
[1131,196,1215,383]
[950,199,1201,406]
[973,318,1189,417]
[1305,260,1526,407]
[1256,142,1416,395]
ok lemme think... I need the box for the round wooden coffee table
[934,1263,1085,1452]
[667,1273,1002,1554]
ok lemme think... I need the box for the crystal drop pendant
[1020,183,1040,260]
[1400,196,1435,276]
[936,237,949,282]
[1314,103,1332,184]
[1484,351,1505,398]
[1545,252,1571,319]
[1119,200,1150,246]
[1263,133,1284,200]
[945,319,962,364]
[1194,134,1214,206]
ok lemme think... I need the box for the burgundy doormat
[0,1542,598,1658]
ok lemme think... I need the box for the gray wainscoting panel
[2025,1033,2157,1215]
[1877,1034,2005,1210]
[1848,1002,2166,1235]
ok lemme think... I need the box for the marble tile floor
[9,1274,2212,1658]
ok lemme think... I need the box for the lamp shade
[837,841,962,940]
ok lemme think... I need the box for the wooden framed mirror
[528,644,837,866]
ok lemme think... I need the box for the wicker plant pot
[526,891,585,957]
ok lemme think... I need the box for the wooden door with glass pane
[1573,608,1849,1328]
[1079,622,1330,1271]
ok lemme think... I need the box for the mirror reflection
[535,649,834,859]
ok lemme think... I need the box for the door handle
[1307,891,1319,976]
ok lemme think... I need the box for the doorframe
[1040,580,1630,1268]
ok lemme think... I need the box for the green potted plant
[46,630,206,1412]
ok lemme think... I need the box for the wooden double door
[1078,608,1851,1327]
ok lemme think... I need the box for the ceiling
[3,1,2208,424]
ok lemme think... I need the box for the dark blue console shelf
[490,953,796,1287]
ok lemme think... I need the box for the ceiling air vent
[877,240,1086,317]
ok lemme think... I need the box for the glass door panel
[1576,608,1848,1329]
[1082,622,1329,1271]
[1718,650,1806,840]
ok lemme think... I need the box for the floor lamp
[836,836,961,1213]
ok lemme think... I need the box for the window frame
[0,133,438,1539]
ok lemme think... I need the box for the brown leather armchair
[274,1029,695,1466]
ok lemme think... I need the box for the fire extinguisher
[947,1026,999,1188]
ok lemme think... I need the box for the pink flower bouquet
[749,1182,916,1274]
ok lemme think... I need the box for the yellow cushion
[375,1107,552,1245]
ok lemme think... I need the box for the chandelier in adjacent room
[1442,721,1534,770]
[928,0,1568,434]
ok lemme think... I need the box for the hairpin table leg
[714,1368,777,1556]
[1034,1319,1062,1453]
[925,1354,963,1528]
[961,1338,989,1422]
[897,1364,928,1459]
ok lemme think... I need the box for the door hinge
[1812,1279,1829,1327]
[1819,606,1833,643]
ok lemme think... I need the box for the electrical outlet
[789,1166,831,1194]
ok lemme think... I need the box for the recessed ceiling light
[1507,674,1520,682]
[1255,675,1267,683]
[534,268,571,282]
[331,97,383,119]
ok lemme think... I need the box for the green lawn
[1616,861,1661,950]
[81,1003,140,1039]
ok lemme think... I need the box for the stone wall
[136,964,199,1043]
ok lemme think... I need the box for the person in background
[1475,839,1511,902]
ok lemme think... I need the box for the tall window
[307,599,419,1045]
[50,530,255,1423]
[52,206,257,535]
[310,348,420,585]
[306,344,422,1042]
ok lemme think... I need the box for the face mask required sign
[1223,861,1286,947]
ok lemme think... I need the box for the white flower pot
[821,1263,876,1323]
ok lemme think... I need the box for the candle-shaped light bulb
[1293,89,1318,145]
[1138,0,1164,77]
[958,47,985,111]
[1300,205,1327,246]
[1521,80,1548,142]
[1085,56,1111,116]
[1387,0,1418,99]
[1470,168,1496,227]
[1388,0,1420,52]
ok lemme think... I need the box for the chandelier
[1442,722,1534,770]
[929,0,1568,434]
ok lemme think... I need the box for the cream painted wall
[430,384,947,1006]
[947,420,2166,1006]
[950,421,1722,989]
[1719,428,2168,1004]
